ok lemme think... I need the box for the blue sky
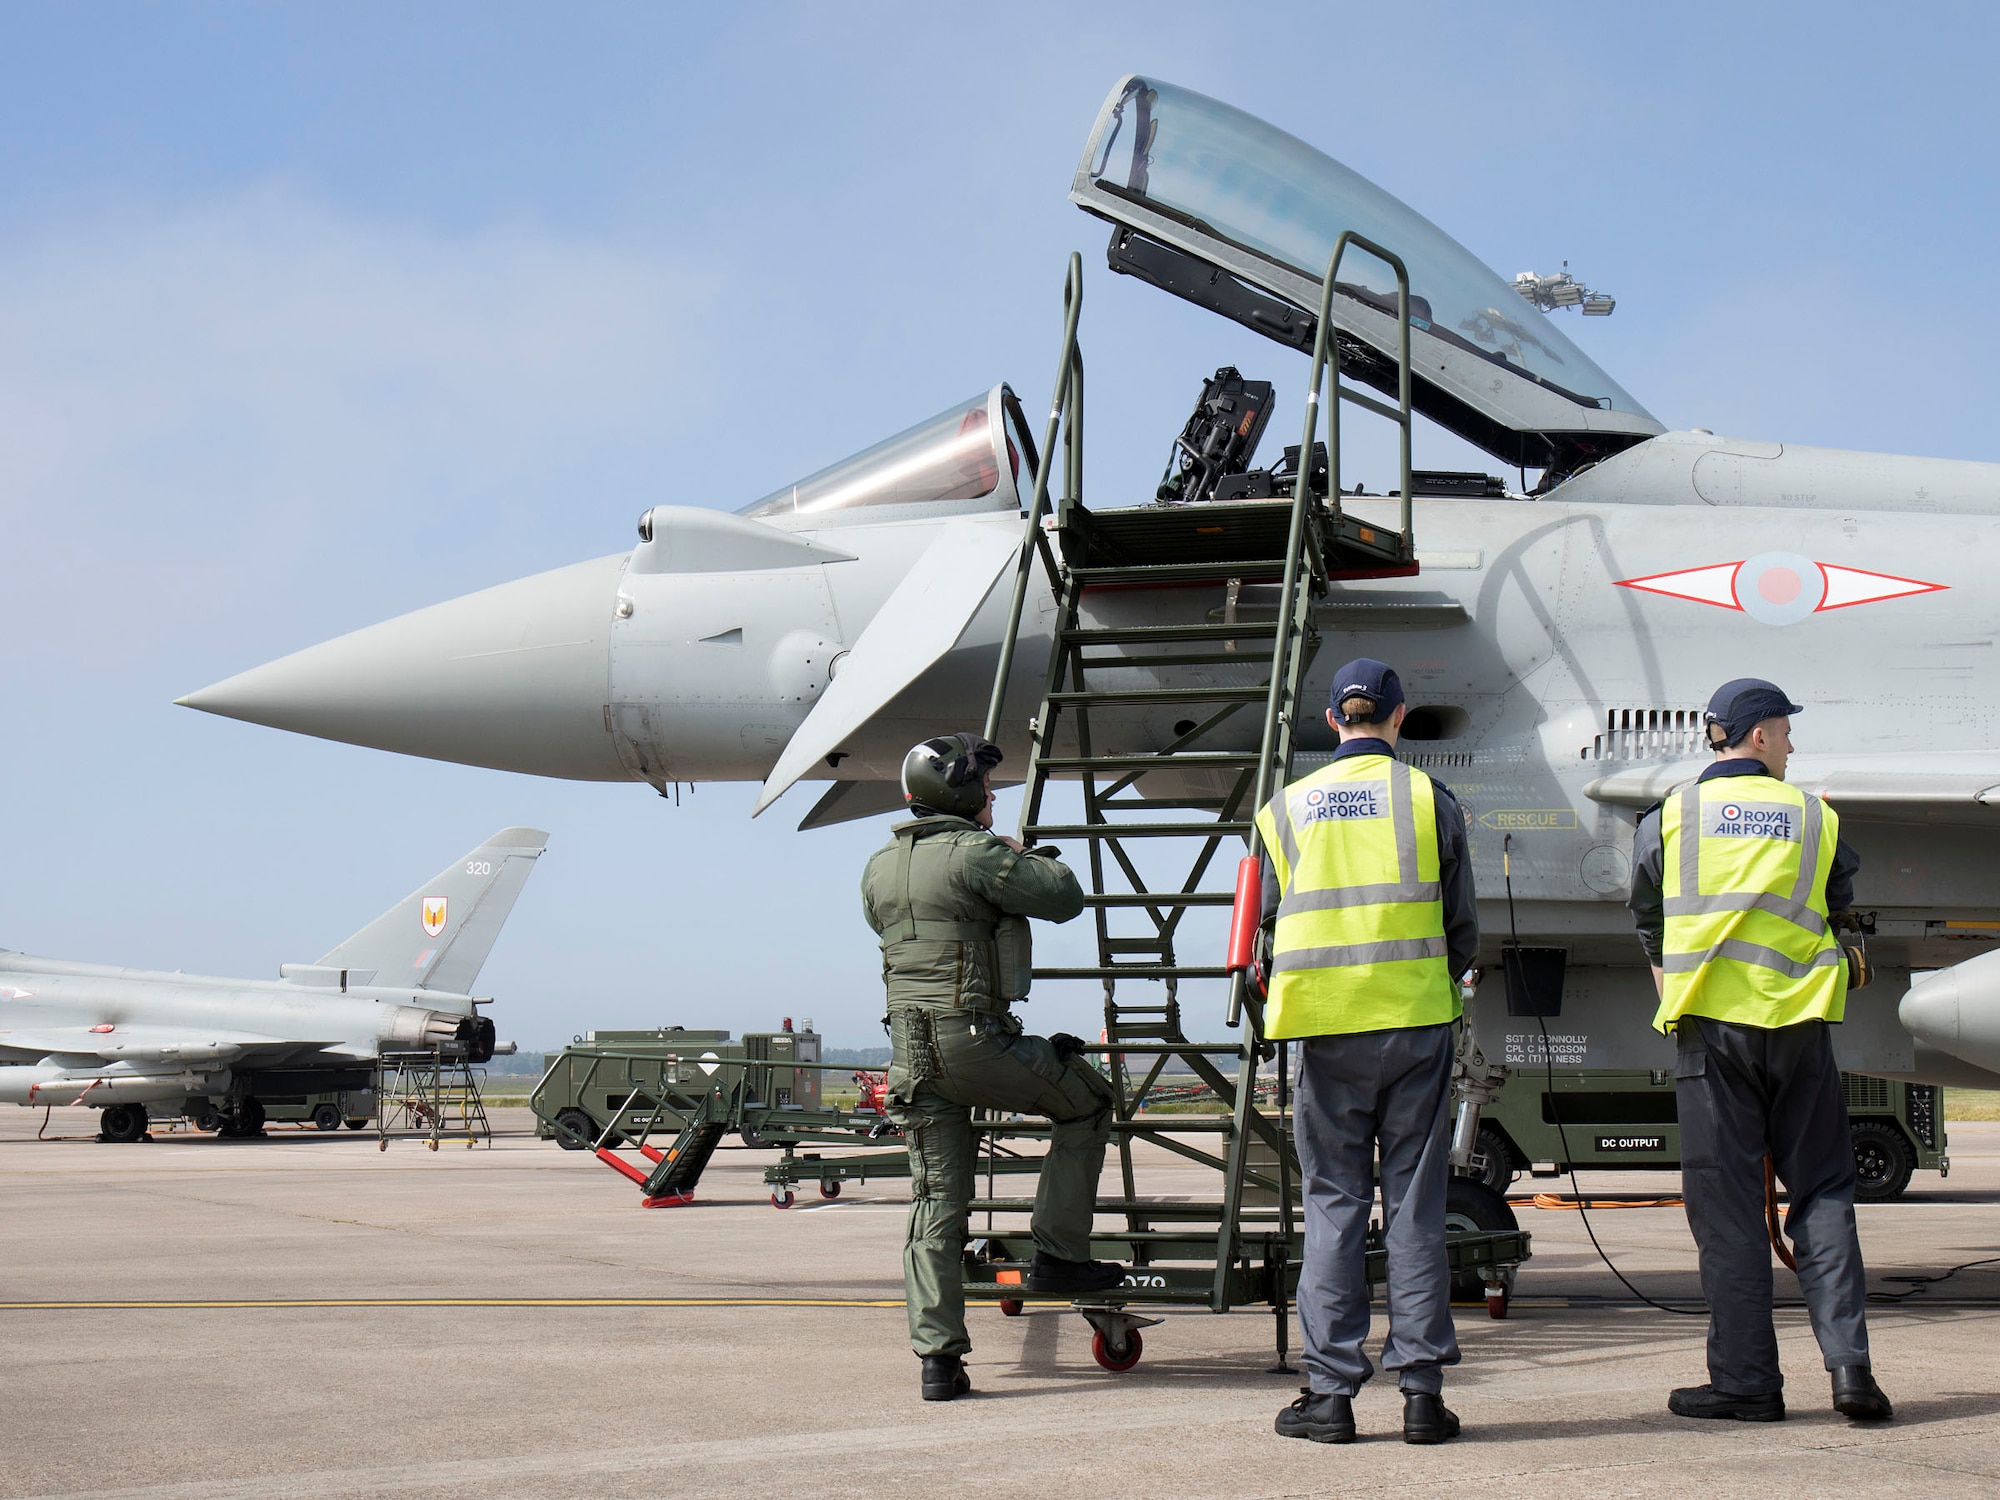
[3,3,1997,1049]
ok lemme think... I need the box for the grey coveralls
[861,815,1112,1358]
[1261,738,1480,1397]
[1629,757,1871,1396]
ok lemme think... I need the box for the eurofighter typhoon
[181,75,2000,1095]
[0,829,545,1139]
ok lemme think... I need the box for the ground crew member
[1257,660,1477,1445]
[1628,678,1892,1423]
[862,733,1123,1403]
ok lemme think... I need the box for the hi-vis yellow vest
[1656,775,1845,1033]
[1253,754,1457,1039]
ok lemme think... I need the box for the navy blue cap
[1705,678,1803,747]
[1328,658,1405,724]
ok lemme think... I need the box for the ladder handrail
[983,251,1083,744]
[1224,229,1416,1029]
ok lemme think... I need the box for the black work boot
[1275,1388,1355,1443]
[1831,1365,1893,1421]
[1668,1384,1785,1421]
[1402,1390,1461,1444]
[920,1354,971,1402]
[1024,1252,1125,1295]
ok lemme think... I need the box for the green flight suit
[861,815,1112,1358]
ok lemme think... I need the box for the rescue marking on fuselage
[1477,809,1578,832]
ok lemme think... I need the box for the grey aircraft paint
[177,75,2000,1092]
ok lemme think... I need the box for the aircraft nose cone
[179,555,630,780]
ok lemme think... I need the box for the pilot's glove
[1049,1032,1089,1062]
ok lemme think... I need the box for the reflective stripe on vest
[1654,776,1846,1032]
[1252,755,1458,1039]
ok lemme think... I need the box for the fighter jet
[179,74,2000,1094]
[0,828,546,1139]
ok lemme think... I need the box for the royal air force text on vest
[1294,786,1387,824]
[1703,802,1800,842]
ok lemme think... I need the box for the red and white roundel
[420,896,448,938]
[1615,553,1944,625]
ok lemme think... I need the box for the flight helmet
[902,734,1003,819]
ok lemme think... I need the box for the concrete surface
[3,1106,1998,1498]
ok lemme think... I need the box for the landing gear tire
[191,1104,223,1133]
[771,1190,795,1210]
[1851,1120,1915,1202]
[819,1179,842,1200]
[345,1119,368,1131]
[552,1109,595,1151]
[217,1097,266,1139]
[1469,1125,1519,1194]
[312,1103,342,1132]
[1091,1327,1143,1372]
[1444,1175,1520,1305]
[99,1104,148,1143]
[998,1298,1025,1317]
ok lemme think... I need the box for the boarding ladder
[967,241,1523,1367]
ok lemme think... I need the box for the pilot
[861,733,1122,1402]
[1627,678,1891,1423]
[1256,660,1477,1445]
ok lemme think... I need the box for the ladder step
[1103,938,1171,955]
[1036,965,1234,980]
[1028,822,1251,839]
[1098,797,1235,811]
[1062,622,1285,645]
[1077,651,1285,669]
[1081,892,1235,907]
[1035,752,1261,772]
[1071,560,1289,584]
[1046,687,1270,706]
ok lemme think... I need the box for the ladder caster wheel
[428,1139,439,1152]
[377,1138,388,1153]
[999,1298,1024,1317]
[1091,1327,1143,1373]
[819,1179,842,1199]
[771,1190,795,1210]
[1486,1289,1510,1320]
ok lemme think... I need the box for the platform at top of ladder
[1051,494,1414,582]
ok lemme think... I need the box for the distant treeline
[824,1047,893,1067]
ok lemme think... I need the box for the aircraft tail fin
[315,828,549,993]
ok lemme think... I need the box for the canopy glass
[739,386,1035,521]
[1080,78,1651,421]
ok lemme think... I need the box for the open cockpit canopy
[739,385,1039,524]
[1071,76,1661,475]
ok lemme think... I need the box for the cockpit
[739,385,1040,524]
[742,76,1657,523]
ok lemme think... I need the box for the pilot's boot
[1024,1252,1124,1295]
[920,1354,971,1402]
[1402,1391,1462,1444]
[1668,1384,1786,1421]
[1831,1365,1893,1421]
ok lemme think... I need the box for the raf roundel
[420,895,449,938]
[1615,554,1945,624]
[1720,803,1743,821]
